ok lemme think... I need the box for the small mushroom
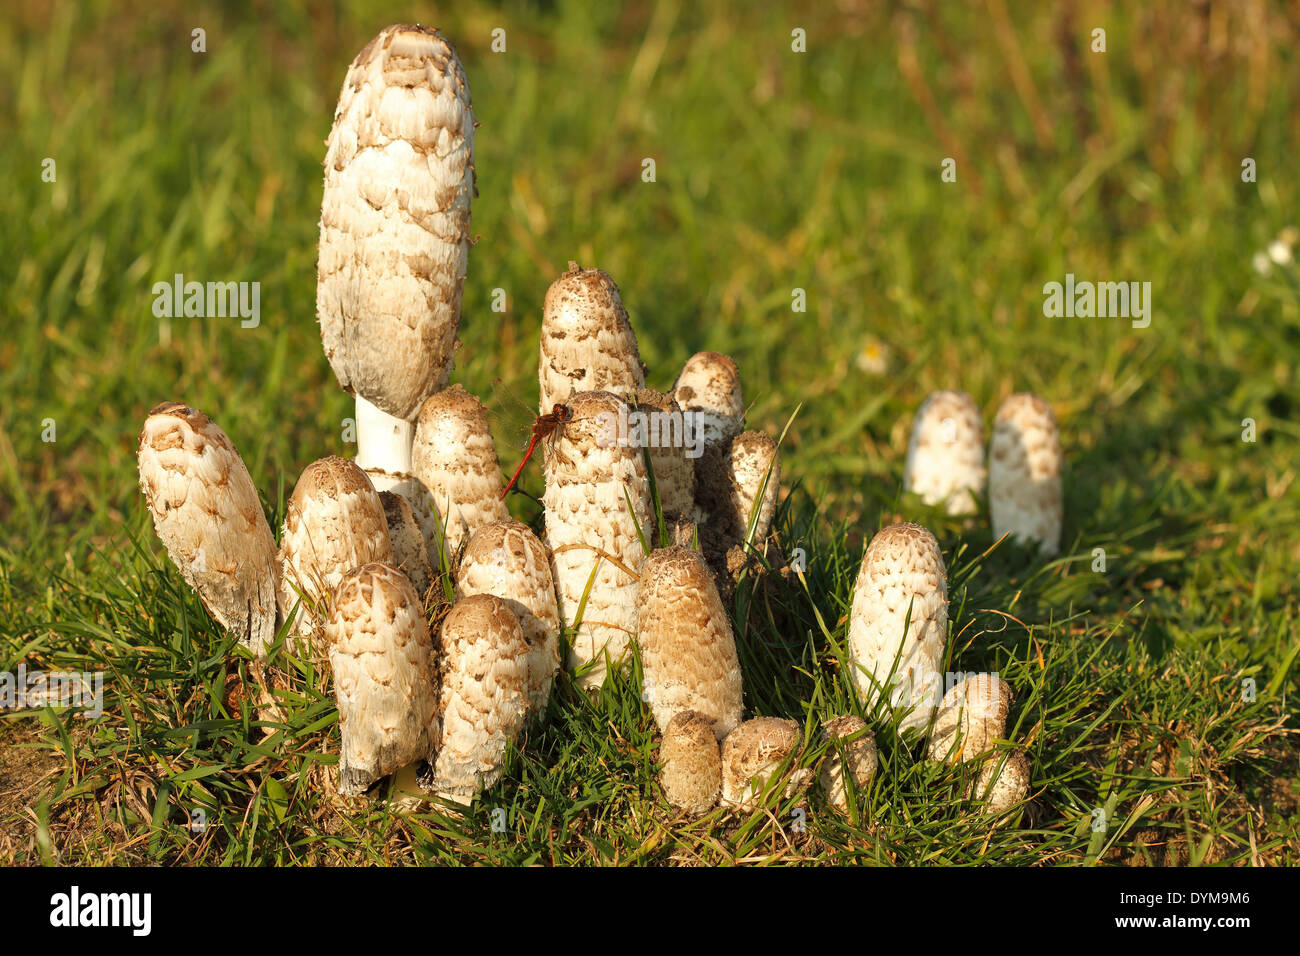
[326,563,439,797]
[633,387,696,519]
[411,385,509,560]
[819,715,878,816]
[543,390,653,690]
[425,594,530,805]
[847,523,948,735]
[136,402,279,656]
[903,390,985,515]
[720,717,811,811]
[672,351,745,452]
[988,393,1063,555]
[317,24,476,481]
[659,710,722,816]
[379,491,435,599]
[727,430,780,548]
[455,519,561,719]
[277,457,393,640]
[927,675,1029,819]
[538,262,645,412]
[636,547,744,740]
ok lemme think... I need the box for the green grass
[1,0,1297,865]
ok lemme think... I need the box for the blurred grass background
[0,0,1297,864]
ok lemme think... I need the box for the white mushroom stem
[354,394,414,488]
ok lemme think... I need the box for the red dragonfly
[499,402,575,500]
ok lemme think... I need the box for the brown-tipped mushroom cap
[927,674,1014,763]
[542,390,653,690]
[538,262,645,412]
[456,519,561,719]
[728,430,780,547]
[326,562,439,796]
[660,710,722,815]
[634,387,697,517]
[903,390,986,515]
[988,393,1063,555]
[427,593,530,804]
[636,547,744,740]
[379,490,435,599]
[278,456,394,640]
[719,717,810,811]
[847,522,948,735]
[673,351,744,449]
[411,385,509,559]
[137,402,279,656]
[977,749,1031,817]
[819,715,878,815]
[317,24,475,420]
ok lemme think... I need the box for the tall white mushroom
[277,456,393,641]
[719,717,811,811]
[847,523,948,735]
[542,391,653,690]
[927,674,1029,819]
[727,430,781,548]
[538,262,645,412]
[659,710,722,816]
[426,593,530,805]
[636,547,743,740]
[137,402,279,656]
[988,393,1063,555]
[903,390,985,515]
[411,385,509,560]
[326,562,439,796]
[317,24,476,488]
[455,519,560,719]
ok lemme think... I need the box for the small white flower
[1267,239,1293,266]
[855,339,889,375]
[1252,251,1272,275]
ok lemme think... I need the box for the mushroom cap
[317,24,475,420]
[977,748,1030,817]
[379,490,435,598]
[660,710,723,815]
[456,519,560,719]
[278,456,394,638]
[538,262,645,412]
[636,547,744,740]
[542,391,653,689]
[728,430,780,545]
[634,387,697,517]
[927,674,1014,763]
[411,385,508,558]
[847,522,948,735]
[719,716,808,810]
[137,402,279,655]
[326,562,439,796]
[988,392,1063,554]
[903,390,986,515]
[673,351,744,448]
[819,715,878,814]
[428,593,530,804]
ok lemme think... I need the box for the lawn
[1,0,1297,865]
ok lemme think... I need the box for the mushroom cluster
[136,24,1039,830]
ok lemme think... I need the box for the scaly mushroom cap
[927,674,1014,763]
[317,24,475,420]
[819,715,878,815]
[634,387,696,518]
[977,749,1030,817]
[456,519,560,719]
[326,562,439,796]
[427,593,530,804]
[719,717,810,811]
[728,430,780,546]
[636,547,744,740]
[411,385,508,559]
[847,522,948,735]
[137,402,279,656]
[903,390,985,515]
[673,351,744,449]
[988,393,1063,554]
[379,490,435,599]
[542,390,653,689]
[379,475,446,575]
[538,262,645,412]
[659,710,722,815]
[278,456,393,639]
